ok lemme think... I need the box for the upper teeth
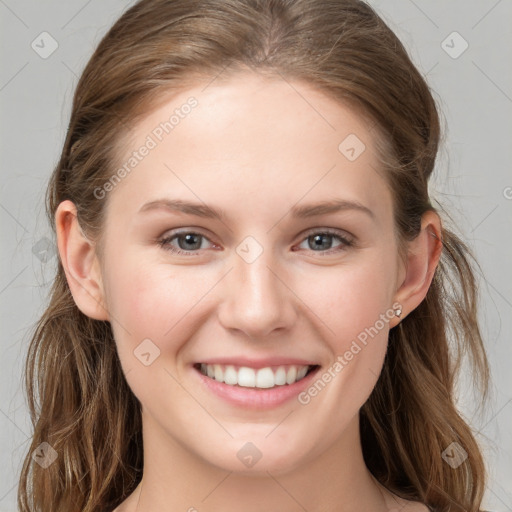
[200,364,310,389]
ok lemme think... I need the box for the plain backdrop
[1,1,511,511]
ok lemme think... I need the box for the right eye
[158,231,216,255]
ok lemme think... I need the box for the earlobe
[55,200,110,321]
[392,210,443,325]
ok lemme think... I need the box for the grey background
[1,0,511,510]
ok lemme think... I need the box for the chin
[196,433,314,476]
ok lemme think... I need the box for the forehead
[106,71,393,224]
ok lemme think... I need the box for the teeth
[199,364,312,389]
[224,365,238,385]
[286,366,297,385]
[255,368,274,388]
[214,364,223,382]
[274,366,287,385]
[238,367,256,387]
[297,366,308,380]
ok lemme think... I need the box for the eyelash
[157,229,355,256]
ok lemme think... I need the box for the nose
[217,248,298,340]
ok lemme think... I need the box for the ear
[55,200,110,321]
[391,210,443,326]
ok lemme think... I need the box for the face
[97,70,403,474]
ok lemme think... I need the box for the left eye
[158,229,354,255]
[295,231,353,253]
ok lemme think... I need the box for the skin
[56,70,442,511]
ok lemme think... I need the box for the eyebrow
[138,198,375,221]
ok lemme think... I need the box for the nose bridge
[218,240,296,337]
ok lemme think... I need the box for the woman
[18,1,490,511]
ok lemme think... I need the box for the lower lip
[193,366,320,409]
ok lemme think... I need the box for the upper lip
[195,357,319,369]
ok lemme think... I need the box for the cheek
[295,253,396,400]
[103,255,212,359]
[291,273,393,427]
[301,254,396,343]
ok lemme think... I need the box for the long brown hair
[18,1,490,511]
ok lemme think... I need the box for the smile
[195,363,318,389]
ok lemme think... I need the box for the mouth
[193,362,320,390]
